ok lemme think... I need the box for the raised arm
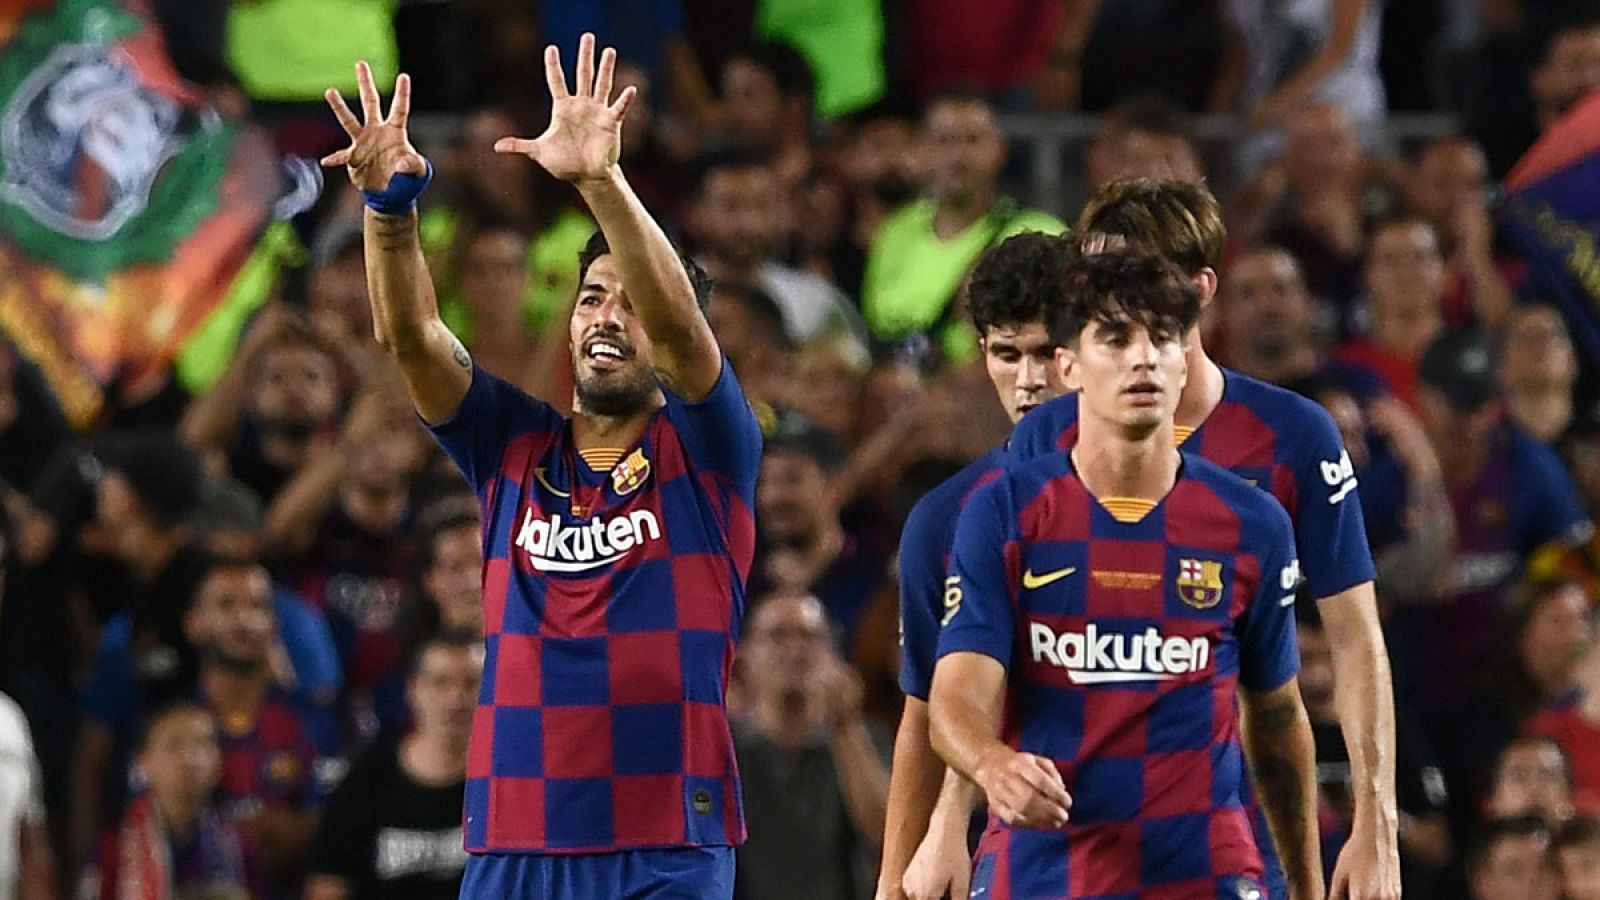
[322,64,472,424]
[494,34,722,401]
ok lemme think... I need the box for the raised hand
[494,32,638,185]
[321,62,426,193]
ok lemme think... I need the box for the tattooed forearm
[451,335,471,369]
[1241,684,1322,899]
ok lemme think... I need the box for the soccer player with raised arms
[878,233,1072,900]
[931,251,1322,899]
[1010,179,1398,900]
[322,34,761,899]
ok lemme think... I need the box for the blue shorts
[460,847,735,900]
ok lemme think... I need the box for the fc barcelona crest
[612,448,651,495]
[1177,558,1224,609]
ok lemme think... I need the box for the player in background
[1009,178,1398,900]
[877,232,1073,900]
[932,251,1322,899]
[323,33,761,899]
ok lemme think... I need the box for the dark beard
[575,372,656,417]
[1248,331,1296,362]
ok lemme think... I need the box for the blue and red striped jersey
[427,362,762,854]
[939,451,1301,898]
[897,444,1006,701]
[214,688,341,821]
[1011,370,1375,601]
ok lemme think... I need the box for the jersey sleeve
[935,480,1019,669]
[80,618,135,738]
[1515,435,1593,553]
[1236,502,1301,693]
[1010,397,1074,464]
[426,364,563,494]
[896,495,952,700]
[1290,401,1378,600]
[273,590,343,703]
[663,357,764,488]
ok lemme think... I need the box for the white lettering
[1029,621,1212,684]
[1321,451,1358,504]
[374,827,468,879]
[515,510,664,572]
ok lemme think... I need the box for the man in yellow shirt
[862,91,1064,365]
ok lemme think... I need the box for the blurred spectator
[687,152,866,351]
[1081,94,1205,190]
[719,43,816,188]
[1336,216,1449,410]
[70,432,211,877]
[413,509,484,644]
[537,0,717,125]
[898,0,1094,107]
[757,0,886,117]
[179,305,350,507]
[1484,736,1574,826]
[309,223,386,367]
[304,633,480,900]
[1297,603,1450,892]
[862,92,1065,365]
[836,102,923,255]
[732,593,887,900]
[1468,815,1559,900]
[789,337,870,449]
[1530,16,1600,136]
[0,689,53,900]
[1218,245,1323,384]
[1403,136,1517,334]
[1387,330,1590,790]
[1215,0,1387,141]
[1529,635,1600,817]
[268,390,427,742]
[1530,406,1600,594]
[193,478,343,711]
[0,340,72,496]
[93,702,255,900]
[752,416,885,647]
[1238,102,1373,311]
[1077,1,1225,112]
[1557,816,1600,900]
[181,559,340,891]
[706,284,796,413]
[1500,304,1580,443]
[449,221,543,388]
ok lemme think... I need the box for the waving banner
[0,0,290,427]
[1500,89,1600,362]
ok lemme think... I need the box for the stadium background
[0,0,1599,898]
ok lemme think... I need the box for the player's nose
[1017,354,1049,389]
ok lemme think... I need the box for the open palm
[321,62,426,193]
[495,33,637,184]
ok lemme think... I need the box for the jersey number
[940,576,963,627]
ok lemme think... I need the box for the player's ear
[1055,345,1080,393]
[1193,268,1219,307]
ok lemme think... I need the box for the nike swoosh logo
[1021,566,1077,589]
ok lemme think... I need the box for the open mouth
[583,337,631,371]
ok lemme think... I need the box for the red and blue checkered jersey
[898,444,1006,701]
[214,688,342,823]
[426,362,762,855]
[1011,370,1375,602]
[938,451,1301,899]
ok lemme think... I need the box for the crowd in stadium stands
[1,0,1600,898]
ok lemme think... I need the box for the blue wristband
[361,159,433,215]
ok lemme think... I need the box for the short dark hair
[1076,178,1225,275]
[406,629,484,678]
[135,698,213,752]
[1556,815,1600,853]
[717,283,793,352]
[726,41,814,104]
[1047,250,1202,348]
[1509,577,1589,640]
[577,231,714,313]
[1470,815,1552,871]
[692,147,775,198]
[1101,92,1191,141]
[420,510,481,572]
[968,231,1073,336]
